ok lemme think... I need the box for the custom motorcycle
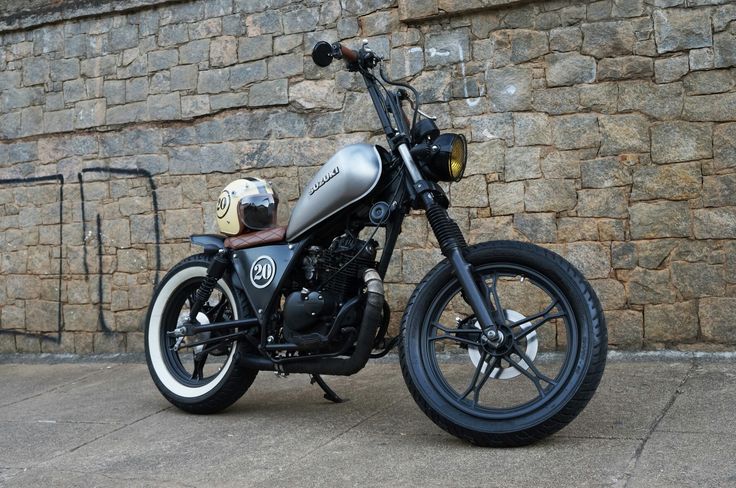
[145,40,607,446]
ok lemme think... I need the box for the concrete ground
[0,354,734,487]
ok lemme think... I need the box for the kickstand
[310,374,347,403]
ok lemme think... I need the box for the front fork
[397,144,500,338]
[424,193,500,338]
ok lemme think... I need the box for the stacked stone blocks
[1,0,735,353]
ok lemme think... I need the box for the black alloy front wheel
[399,241,607,446]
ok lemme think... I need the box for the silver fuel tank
[285,144,382,241]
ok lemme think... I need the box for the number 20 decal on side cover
[250,256,276,289]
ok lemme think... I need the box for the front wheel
[145,254,257,414]
[399,241,607,446]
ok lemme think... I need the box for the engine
[316,235,378,302]
[282,234,378,341]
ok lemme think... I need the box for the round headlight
[423,133,467,182]
[449,135,467,181]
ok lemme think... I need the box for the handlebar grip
[312,41,359,68]
[340,45,358,63]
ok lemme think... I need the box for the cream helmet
[216,177,279,236]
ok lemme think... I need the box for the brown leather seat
[224,226,287,250]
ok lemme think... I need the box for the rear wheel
[399,241,607,446]
[145,254,257,414]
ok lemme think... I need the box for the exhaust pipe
[240,269,385,376]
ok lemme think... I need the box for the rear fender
[190,234,226,254]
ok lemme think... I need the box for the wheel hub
[483,328,504,345]
[479,326,513,357]
[177,311,211,353]
[468,310,539,380]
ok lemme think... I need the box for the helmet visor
[237,193,278,231]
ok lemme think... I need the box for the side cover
[286,144,382,241]
[231,241,307,324]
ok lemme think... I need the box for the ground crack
[7,405,171,479]
[68,405,172,454]
[57,468,197,488]
[300,395,405,462]
[0,368,116,409]
[613,359,697,488]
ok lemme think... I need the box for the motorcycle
[145,40,607,447]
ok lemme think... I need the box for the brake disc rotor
[467,310,538,380]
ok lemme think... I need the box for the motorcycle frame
[187,47,500,357]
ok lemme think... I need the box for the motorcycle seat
[224,226,287,250]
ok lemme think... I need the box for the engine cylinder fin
[319,247,376,302]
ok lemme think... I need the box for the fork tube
[397,143,424,184]
[426,196,496,332]
[397,143,497,333]
[446,248,496,331]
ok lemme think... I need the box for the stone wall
[1,0,735,353]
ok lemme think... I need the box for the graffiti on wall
[0,167,161,344]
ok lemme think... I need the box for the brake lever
[359,39,383,69]
[417,108,437,121]
[408,97,437,121]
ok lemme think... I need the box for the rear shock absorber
[189,249,231,322]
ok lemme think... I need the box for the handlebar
[311,40,376,71]
[339,44,358,63]
[310,39,427,142]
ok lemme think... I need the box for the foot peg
[310,374,347,403]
